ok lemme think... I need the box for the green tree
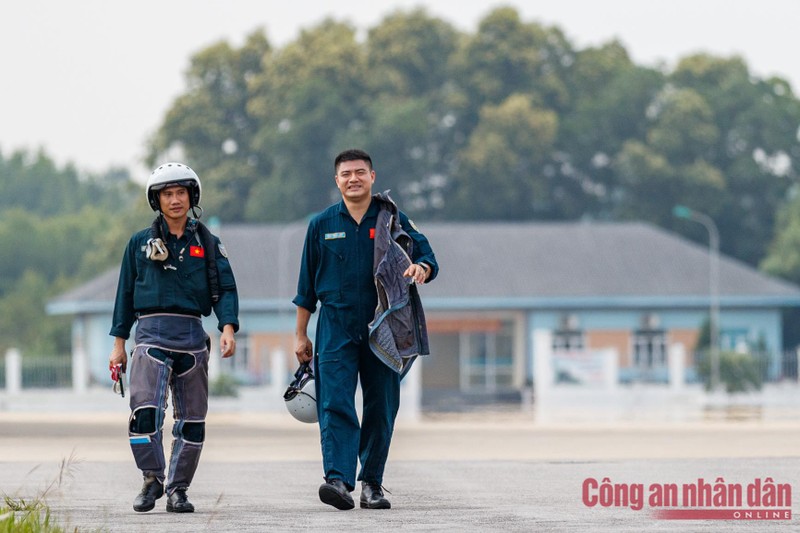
[761,192,800,284]
[142,6,800,274]
[612,86,728,227]
[0,147,145,355]
[361,9,461,216]
[244,19,367,220]
[667,55,800,265]
[149,30,271,221]
[448,94,558,219]
[365,8,458,98]
[453,7,573,121]
[0,270,71,355]
[0,207,142,353]
[697,351,763,393]
[0,150,84,214]
[558,42,665,217]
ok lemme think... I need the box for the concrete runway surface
[1,409,799,532]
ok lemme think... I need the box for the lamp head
[672,205,692,219]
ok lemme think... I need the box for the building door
[422,315,520,407]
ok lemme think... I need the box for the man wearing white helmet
[108,162,239,514]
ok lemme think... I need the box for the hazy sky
[2,0,798,177]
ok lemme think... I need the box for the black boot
[133,476,164,512]
[318,479,354,510]
[360,482,391,509]
[166,489,195,513]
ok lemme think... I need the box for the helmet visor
[149,179,196,192]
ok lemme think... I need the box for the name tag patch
[325,232,346,240]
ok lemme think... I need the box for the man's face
[158,185,191,221]
[335,159,374,202]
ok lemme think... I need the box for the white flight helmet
[145,162,202,212]
[283,362,318,423]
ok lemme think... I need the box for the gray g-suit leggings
[128,315,209,495]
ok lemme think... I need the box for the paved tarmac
[2,407,800,532]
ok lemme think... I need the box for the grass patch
[0,498,66,533]
[209,373,240,397]
[1,452,81,533]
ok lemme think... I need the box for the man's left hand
[220,325,236,358]
[404,263,429,284]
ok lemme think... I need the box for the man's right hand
[295,335,313,364]
[109,338,128,373]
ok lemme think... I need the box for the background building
[47,221,800,409]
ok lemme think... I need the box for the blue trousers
[315,339,401,490]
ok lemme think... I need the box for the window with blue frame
[719,328,750,352]
[552,314,584,351]
[633,329,667,370]
[459,320,515,392]
[553,330,585,351]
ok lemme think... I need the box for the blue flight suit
[293,199,438,489]
[110,218,239,493]
[110,221,238,333]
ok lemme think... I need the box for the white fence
[531,329,800,424]
[0,347,421,420]
[533,329,700,423]
[1,348,72,392]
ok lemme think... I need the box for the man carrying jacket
[293,148,438,510]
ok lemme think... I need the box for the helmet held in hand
[283,362,317,423]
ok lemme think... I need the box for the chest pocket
[317,236,347,303]
[134,253,160,292]
[181,256,206,283]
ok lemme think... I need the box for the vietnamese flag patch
[369,228,375,239]
[190,246,204,258]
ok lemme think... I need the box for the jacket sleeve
[292,221,319,312]
[109,236,139,339]
[212,235,240,332]
[398,211,438,283]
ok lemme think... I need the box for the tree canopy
[0,148,145,354]
[2,6,800,356]
[147,7,800,269]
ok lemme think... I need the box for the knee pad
[181,421,205,443]
[130,407,158,435]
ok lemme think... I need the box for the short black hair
[334,149,372,172]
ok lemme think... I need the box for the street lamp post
[672,205,720,392]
